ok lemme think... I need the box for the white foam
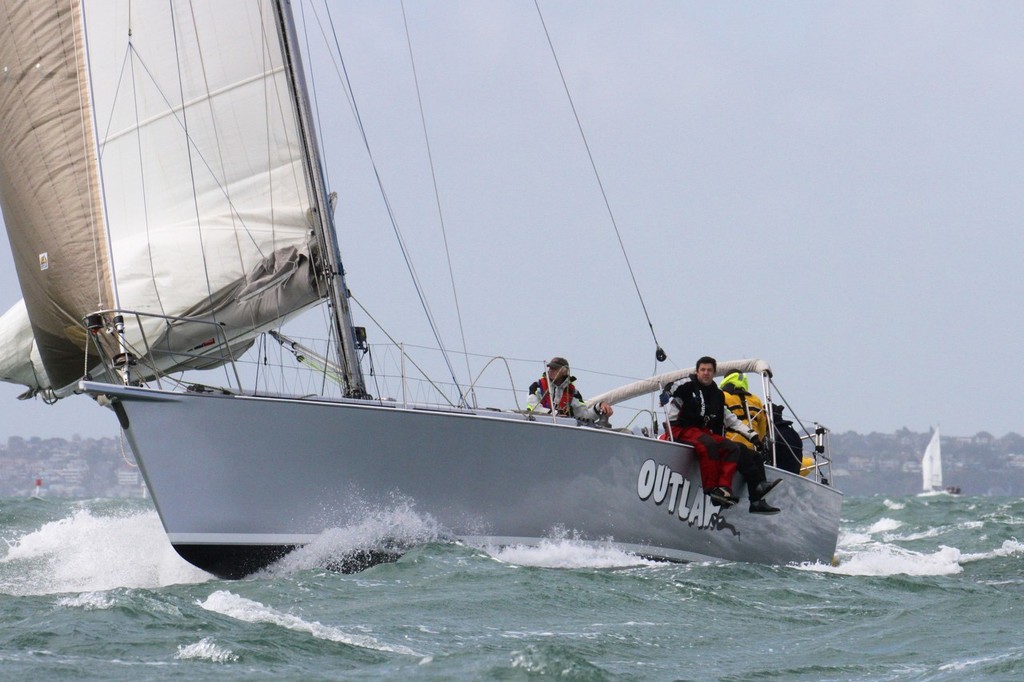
[200,590,420,656]
[836,529,874,547]
[939,652,1016,672]
[892,527,943,541]
[959,538,1024,564]
[838,518,907,547]
[803,543,964,576]
[260,500,444,576]
[483,529,656,569]
[0,508,211,595]
[882,499,905,510]
[865,517,903,534]
[56,591,114,610]
[175,637,238,663]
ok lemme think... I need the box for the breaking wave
[200,590,421,656]
[0,506,210,595]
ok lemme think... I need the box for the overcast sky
[2,1,1022,440]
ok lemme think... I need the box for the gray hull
[84,382,842,578]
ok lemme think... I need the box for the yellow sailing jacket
[723,388,768,449]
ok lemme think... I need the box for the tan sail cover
[0,1,112,393]
[0,0,323,395]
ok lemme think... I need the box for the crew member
[526,356,613,423]
[721,371,768,453]
[661,356,781,514]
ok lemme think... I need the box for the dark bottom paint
[173,544,403,579]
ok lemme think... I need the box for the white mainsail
[0,0,327,396]
[921,428,942,491]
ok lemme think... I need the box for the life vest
[725,390,767,435]
[538,375,576,416]
[667,376,726,433]
[723,389,767,447]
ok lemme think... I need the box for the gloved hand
[750,434,763,450]
[753,435,772,461]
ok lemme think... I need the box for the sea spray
[484,527,656,570]
[258,495,446,576]
[0,503,209,595]
[175,637,239,663]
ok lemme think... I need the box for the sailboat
[920,428,959,495]
[0,1,842,578]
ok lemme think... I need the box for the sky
[2,1,1023,441]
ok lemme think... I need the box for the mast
[273,0,367,397]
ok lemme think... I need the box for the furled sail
[0,0,113,395]
[591,359,773,406]
[0,0,325,396]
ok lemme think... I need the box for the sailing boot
[748,478,782,514]
[749,498,781,514]
[708,486,738,508]
[751,478,782,501]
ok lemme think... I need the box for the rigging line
[296,1,385,387]
[187,4,248,285]
[118,432,138,468]
[95,44,132,157]
[295,2,345,373]
[315,4,445,328]
[293,7,367,263]
[126,44,166,318]
[400,0,476,408]
[299,1,331,192]
[300,4,434,352]
[320,2,466,402]
[258,1,307,345]
[532,0,666,362]
[260,6,336,379]
[167,0,223,376]
[254,330,265,392]
[350,296,457,408]
[121,48,268,257]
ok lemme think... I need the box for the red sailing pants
[660,425,741,491]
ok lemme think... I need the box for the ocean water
[1,495,1022,681]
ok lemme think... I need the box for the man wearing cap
[661,356,781,514]
[526,357,613,423]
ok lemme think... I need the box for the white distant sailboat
[920,428,959,495]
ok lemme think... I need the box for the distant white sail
[921,428,942,491]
